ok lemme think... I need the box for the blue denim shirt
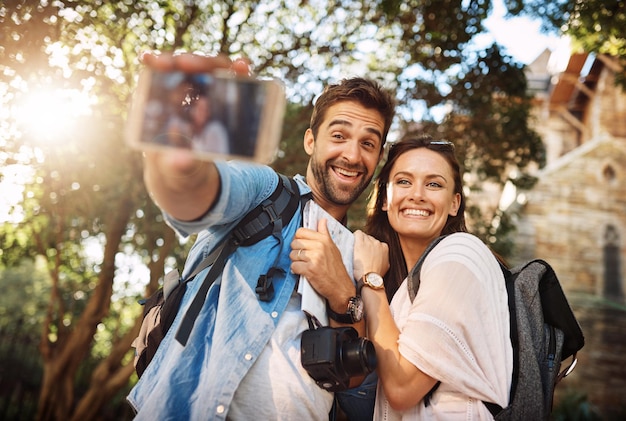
[127,161,332,420]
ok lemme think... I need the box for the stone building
[503,48,626,417]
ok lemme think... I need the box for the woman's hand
[353,230,389,281]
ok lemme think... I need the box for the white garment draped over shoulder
[375,232,513,421]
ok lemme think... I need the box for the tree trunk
[70,326,140,421]
[70,228,177,420]
[36,198,133,421]
[36,363,75,421]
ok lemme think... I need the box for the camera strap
[175,173,302,346]
[305,312,323,330]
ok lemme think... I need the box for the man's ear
[303,128,315,156]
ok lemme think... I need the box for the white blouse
[374,232,513,421]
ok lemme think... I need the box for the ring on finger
[297,249,303,259]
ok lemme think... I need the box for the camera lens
[301,326,378,391]
[338,336,377,378]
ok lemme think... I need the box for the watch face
[365,272,384,288]
[349,296,364,322]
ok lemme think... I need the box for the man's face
[304,100,385,215]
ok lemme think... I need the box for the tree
[505,0,626,85]
[2,2,194,419]
[0,1,545,419]
[0,258,50,420]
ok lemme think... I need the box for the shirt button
[244,353,252,361]
[216,405,225,414]
[271,311,278,318]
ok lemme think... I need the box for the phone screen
[128,70,285,163]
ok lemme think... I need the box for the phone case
[126,68,286,164]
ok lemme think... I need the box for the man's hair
[309,78,396,146]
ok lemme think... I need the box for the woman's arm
[361,287,438,411]
[354,231,438,411]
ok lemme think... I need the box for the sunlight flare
[13,88,94,141]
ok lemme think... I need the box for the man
[128,52,396,420]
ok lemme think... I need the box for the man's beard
[310,155,371,206]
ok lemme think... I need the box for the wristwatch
[326,296,364,324]
[356,272,385,294]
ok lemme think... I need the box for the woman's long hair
[364,134,467,299]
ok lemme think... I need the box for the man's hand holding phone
[130,52,284,221]
[129,51,285,163]
[140,51,247,74]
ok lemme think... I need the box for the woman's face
[190,96,210,126]
[384,147,461,246]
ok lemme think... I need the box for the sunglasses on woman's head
[428,140,455,149]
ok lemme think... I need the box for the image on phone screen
[131,70,284,162]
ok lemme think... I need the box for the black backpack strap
[407,235,448,302]
[254,175,300,301]
[175,173,301,345]
[233,174,299,246]
[423,381,440,407]
[483,401,503,417]
[500,261,518,417]
[175,238,238,346]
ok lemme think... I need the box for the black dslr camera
[301,326,377,392]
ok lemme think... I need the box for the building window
[602,164,616,183]
[604,225,623,300]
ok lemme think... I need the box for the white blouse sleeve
[395,232,513,407]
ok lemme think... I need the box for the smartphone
[126,68,286,164]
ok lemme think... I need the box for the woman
[188,93,230,155]
[353,135,513,420]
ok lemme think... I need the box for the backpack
[409,234,585,420]
[132,173,302,378]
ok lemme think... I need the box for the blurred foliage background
[0,0,623,420]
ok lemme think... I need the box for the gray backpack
[409,235,585,420]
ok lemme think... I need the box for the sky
[481,0,565,65]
